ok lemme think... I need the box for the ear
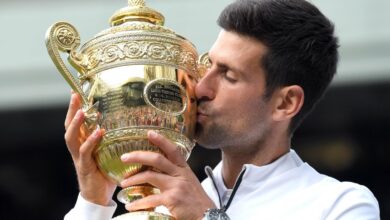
[272,85,304,122]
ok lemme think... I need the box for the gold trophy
[45,1,208,219]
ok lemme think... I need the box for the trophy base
[112,211,174,220]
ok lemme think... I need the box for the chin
[195,138,221,150]
[195,124,223,150]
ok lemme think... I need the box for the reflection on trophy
[45,0,209,219]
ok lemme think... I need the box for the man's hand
[64,93,116,206]
[120,130,216,220]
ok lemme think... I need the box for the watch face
[206,209,230,220]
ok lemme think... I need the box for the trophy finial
[110,0,164,26]
[128,0,145,7]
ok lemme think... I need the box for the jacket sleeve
[64,193,117,220]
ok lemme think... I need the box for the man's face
[195,30,274,152]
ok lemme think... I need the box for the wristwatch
[204,208,230,220]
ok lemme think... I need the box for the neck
[221,135,290,188]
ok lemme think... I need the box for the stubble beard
[195,121,228,150]
[195,118,268,153]
[195,99,270,153]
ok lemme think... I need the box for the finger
[147,131,186,167]
[121,151,176,176]
[65,93,82,130]
[120,170,172,190]
[125,193,164,212]
[79,129,103,168]
[64,109,85,156]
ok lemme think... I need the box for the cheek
[215,84,268,121]
[231,96,269,125]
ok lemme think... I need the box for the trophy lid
[110,0,165,26]
[76,0,199,78]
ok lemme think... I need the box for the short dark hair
[218,0,339,133]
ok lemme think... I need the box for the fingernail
[93,129,100,138]
[75,110,84,120]
[148,130,158,138]
[121,154,129,161]
[74,109,82,119]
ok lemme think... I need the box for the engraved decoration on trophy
[45,0,210,219]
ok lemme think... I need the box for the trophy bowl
[46,1,208,219]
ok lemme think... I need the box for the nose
[195,69,216,101]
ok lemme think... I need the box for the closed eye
[222,69,238,83]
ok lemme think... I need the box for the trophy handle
[45,21,88,105]
[198,52,211,78]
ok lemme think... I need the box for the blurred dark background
[1,0,390,219]
[0,81,389,219]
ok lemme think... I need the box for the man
[64,0,380,219]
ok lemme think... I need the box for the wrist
[77,175,116,206]
[80,191,112,206]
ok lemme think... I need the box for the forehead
[209,30,268,70]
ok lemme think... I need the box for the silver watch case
[204,208,230,220]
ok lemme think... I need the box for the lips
[196,108,209,123]
[197,105,208,116]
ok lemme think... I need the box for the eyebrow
[208,51,247,76]
[214,60,246,76]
